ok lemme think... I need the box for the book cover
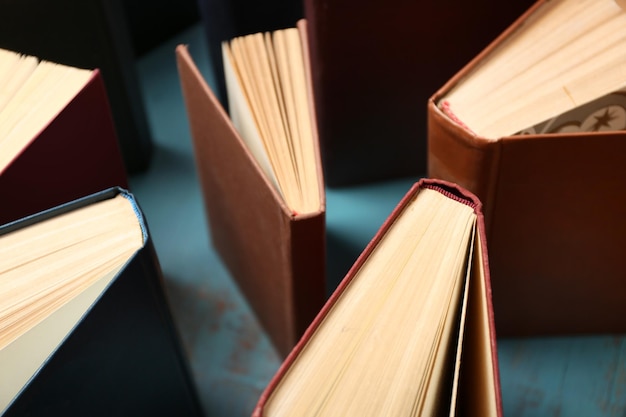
[0,0,153,174]
[304,0,535,186]
[0,188,203,417]
[427,0,626,336]
[176,25,326,358]
[0,64,128,226]
[253,179,501,417]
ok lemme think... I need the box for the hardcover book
[0,48,128,226]
[176,20,326,357]
[253,179,501,417]
[0,0,153,173]
[0,188,203,417]
[304,0,535,185]
[428,0,626,336]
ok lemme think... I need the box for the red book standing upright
[176,21,326,358]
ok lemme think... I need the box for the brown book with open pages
[176,20,326,357]
[428,0,626,336]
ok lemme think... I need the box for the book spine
[427,99,502,234]
[287,212,326,354]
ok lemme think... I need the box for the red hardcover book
[176,21,326,357]
[0,0,153,173]
[428,0,626,336]
[254,179,501,417]
[0,51,128,226]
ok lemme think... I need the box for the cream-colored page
[264,190,477,416]
[222,42,281,194]
[0,61,91,173]
[0,265,124,414]
[442,0,626,137]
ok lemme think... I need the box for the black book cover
[1,189,203,417]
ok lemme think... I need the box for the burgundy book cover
[0,69,129,226]
[176,30,326,358]
[427,0,626,336]
[253,179,502,417]
[304,0,535,186]
[0,0,153,174]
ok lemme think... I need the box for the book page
[222,42,281,193]
[0,58,92,173]
[441,0,626,138]
[0,195,143,348]
[0,265,123,414]
[264,188,477,416]
[0,49,38,112]
[454,233,498,416]
[0,194,144,411]
[222,27,321,214]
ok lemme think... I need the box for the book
[253,179,501,417]
[0,48,128,226]
[0,0,153,174]
[176,20,326,357]
[303,0,535,186]
[0,187,203,416]
[196,0,303,106]
[428,0,626,336]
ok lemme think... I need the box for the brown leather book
[253,179,501,417]
[428,0,626,336]
[176,22,326,357]
[0,52,128,226]
[304,0,535,186]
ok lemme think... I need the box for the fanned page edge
[438,0,626,138]
[175,45,292,217]
[221,42,282,195]
[0,189,145,415]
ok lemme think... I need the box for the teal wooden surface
[129,23,626,417]
[499,336,626,416]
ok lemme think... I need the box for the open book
[428,0,626,336]
[222,20,321,215]
[254,180,500,417]
[177,20,326,357]
[0,0,153,173]
[0,48,128,226]
[0,189,202,416]
[439,0,626,137]
[0,49,95,173]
